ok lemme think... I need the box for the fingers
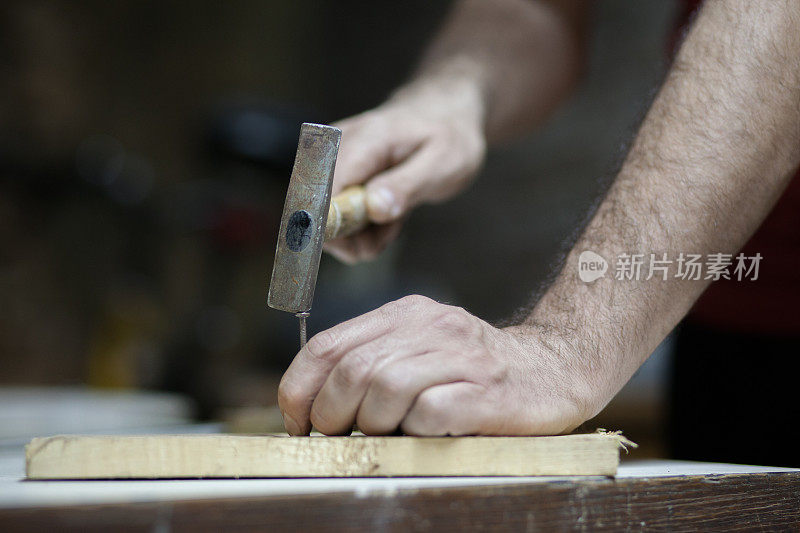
[277,304,398,435]
[308,308,493,434]
[401,382,494,436]
[362,143,440,224]
[278,294,531,437]
[278,290,586,438]
[324,114,421,263]
[323,220,404,264]
[335,135,433,223]
[335,115,482,224]
[364,138,481,224]
[329,103,485,259]
[355,352,468,435]
[308,336,418,435]
[310,305,495,435]
[331,133,389,196]
[331,114,421,196]
[324,137,478,265]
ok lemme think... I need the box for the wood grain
[325,185,368,240]
[3,472,798,531]
[25,433,629,479]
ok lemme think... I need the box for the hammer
[267,123,368,348]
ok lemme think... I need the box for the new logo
[578,250,608,283]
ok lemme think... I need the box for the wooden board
[25,432,632,479]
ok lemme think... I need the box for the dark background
[0,0,677,452]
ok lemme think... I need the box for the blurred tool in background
[0,1,447,416]
[0,1,676,453]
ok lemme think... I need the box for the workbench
[0,446,797,531]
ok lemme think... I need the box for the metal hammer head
[268,123,341,314]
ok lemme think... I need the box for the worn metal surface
[268,123,341,314]
[297,311,309,348]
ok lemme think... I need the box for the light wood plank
[25,432,633,479]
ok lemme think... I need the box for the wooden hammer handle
[325,185,369,241]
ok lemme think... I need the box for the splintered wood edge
[26,432,635,480]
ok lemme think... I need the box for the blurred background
[0,0,677,454]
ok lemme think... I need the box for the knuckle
[371,369,406,400]
[413,389,447,421]
[488,356,509,383]
[332,349,373,390]
[358,109,383,125]
[304,331,337,362]
[433,308,477,336]
[380,294,429,318]
[402,391,448,436]
[277,378,302,413]
[338,109,376,130]
[477,358,509,390]
[397,294,432,309]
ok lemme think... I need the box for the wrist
[503,321,614,423]
[385,58,488,132]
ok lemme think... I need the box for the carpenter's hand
[278,295,597,436]
[324,80,486,264]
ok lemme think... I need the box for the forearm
[393,0,585,143]
[524,0,800,415]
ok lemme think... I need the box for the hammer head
[268,123,341,314]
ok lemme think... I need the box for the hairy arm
[278,0,800,436]
[523,0,800,414]
[326,0,585,262]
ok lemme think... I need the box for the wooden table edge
[1,471,798,531]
